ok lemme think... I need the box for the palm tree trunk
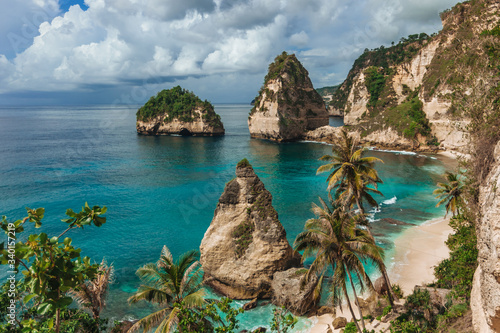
[346,265,366,331]
[342,281,362,333]
[356,197,397,306]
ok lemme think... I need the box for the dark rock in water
[260,301,270,306]
[380,217,414,226]
[271,267,319,315]
[243,298,258,310]
[252,328,266,333]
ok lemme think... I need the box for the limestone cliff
[329,0,499,152]
[248,52,329,142]
[136,86,224,136]
[471,141,500,332]
[199,159,299,299]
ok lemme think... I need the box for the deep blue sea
[0,104,454,331]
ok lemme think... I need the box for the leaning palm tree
[294,199,385,333]
[69,259,114,322]
[434,172,464,217]
[127,246,206,333]
[317,129,396,305]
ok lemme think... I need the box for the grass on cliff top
[136,86,222,126]
[237,158,252,168]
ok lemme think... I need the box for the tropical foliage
[433,216,477,302]
[69,260,114,321]
[294,198,384,333]
[316,128,396,307]
[127,246,206,333]
[433,172,464,217]
[0,204,108,333]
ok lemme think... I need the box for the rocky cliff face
[136,106,225,136]
[329,0,499,152]
[199,159,299,299]
[248,52,329,142]
[471,141,500,333]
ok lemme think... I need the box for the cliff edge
[328,0,500,152]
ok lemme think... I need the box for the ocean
[0,104,454,331]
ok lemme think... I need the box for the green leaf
[23,293,37,304]
[37,302,54,315]
[55,296,73,308]
[49,236,58,244]
[39,233,47,244]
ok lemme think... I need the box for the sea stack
[200,159,299,299]
[248,52,329,142]
[136,86,224,136]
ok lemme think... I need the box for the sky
[0,0,460,105]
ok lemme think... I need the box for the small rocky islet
[136,85,225,136]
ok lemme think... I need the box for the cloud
[0,0,460,104]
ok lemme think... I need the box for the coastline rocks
[136,86,224,136]
[200,159,299,299]
[270,268,319,316]
[471,141,500,332]
[248,52,329,142]
[332,317,347,329]
[242,298,258,311]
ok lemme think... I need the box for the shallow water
[0,104,454,330]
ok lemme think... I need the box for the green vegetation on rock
[232,220,255,258]
[384,91,431,139]
[136,86,222,127]
[237,158,251,168]
[316,85,340,97]
[330,33,431,111]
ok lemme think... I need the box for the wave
[382,196,397,205]
[367,147,417,155]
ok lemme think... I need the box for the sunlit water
[0,104,455,331]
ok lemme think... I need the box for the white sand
[309,217,452,332]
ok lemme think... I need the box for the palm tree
[69,260,114,323]
[317,129,396,305]
[127,246,206,333]
[434,172,464,217]
[294,199,385,333]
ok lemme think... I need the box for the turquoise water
[0,104,454,330]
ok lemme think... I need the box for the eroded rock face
[136,107,224,136]
[200,160,299,299]
[471,142,500,333]
[248,53,329,142]
[271,268,319,316]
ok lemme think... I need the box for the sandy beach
[309,217,453,332]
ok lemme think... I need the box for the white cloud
[289,31,309,47]
[0,0,460,103]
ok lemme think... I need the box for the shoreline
[309,217,453,332]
